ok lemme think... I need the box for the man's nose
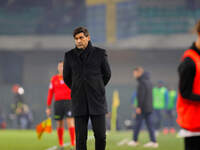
[77,39,81,43]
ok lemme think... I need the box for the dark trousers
[165,110,174,128]
[133,112,156,142]
[154,110,162,130]
[185,136,200,150]
[75,114,106,150]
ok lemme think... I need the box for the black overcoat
[63,42,111,116]
[137,72,153,113]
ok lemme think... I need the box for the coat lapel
[85,46,94,64]
[73,48,83,65]
[72,41,94,65]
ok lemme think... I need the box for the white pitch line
[46,135,94,150]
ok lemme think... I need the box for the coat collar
[74,41,93,53]
[73,41,94,64]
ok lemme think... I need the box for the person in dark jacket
[63,27,111,150]
[128,67,158,148]
[177,20,200,150]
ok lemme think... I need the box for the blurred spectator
[130,90,138,108]
[163,87,177,134]
[128,67,158,148]
[9,84,33,129]
[152,81,168,133]
[0,107,6,129]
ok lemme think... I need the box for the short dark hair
[73,26,89,38]
[58,60,63,63]
[134,66,143,72]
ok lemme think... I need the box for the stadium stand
[0,0,199,38]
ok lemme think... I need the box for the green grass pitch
[0,130,184,150]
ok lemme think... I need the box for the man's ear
[87,35,91,41]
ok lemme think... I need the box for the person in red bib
[46,61,75,150]
[177,20,200,150]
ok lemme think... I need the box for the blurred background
[0,0,199,130]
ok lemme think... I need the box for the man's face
[133,70,141,79]
[74,32,90,49]
[57,62,63,74]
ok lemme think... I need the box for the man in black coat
[63,27,111,150]
[128,67,158,148]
